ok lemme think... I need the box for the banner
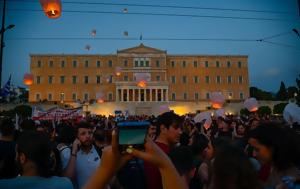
[32,107,83,120]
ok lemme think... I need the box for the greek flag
[0,75,11,97]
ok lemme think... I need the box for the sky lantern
[96,92,105,103]
[91,29,97,37]
[115,67,122,76]
[210,92,225,109]
[135,73,150,88]
[23,73,34,86]
[283,103,300,124]
[39,0,62,19]
[244,97,259,112]
[193,112,212,130]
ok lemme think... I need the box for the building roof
[117,43,167,54]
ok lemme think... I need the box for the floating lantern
[210,92,225,109]
[244,98,259,112]
[96,92,105,103]
[91,29,97,37]
[115,67,122,76]
[283,103,300,124]
[39,0,62,19]
[23,73,34,86]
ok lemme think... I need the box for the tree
[287,86,299,99]
[250,87,274,100]
[257,106,272,116]
[273,103,288,114]
[296,74,300,105]
[276,81,288,101]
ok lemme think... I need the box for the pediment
[117,43,166,54]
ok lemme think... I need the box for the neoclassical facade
[29,44,249,104]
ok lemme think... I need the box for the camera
[117,121,150,151]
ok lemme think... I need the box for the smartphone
[117,121,150,151]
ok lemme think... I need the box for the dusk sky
[2,0,300,92]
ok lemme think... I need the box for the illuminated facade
[29,44,249,105]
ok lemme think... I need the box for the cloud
[265,68,280,76]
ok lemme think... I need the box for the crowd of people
[0,111,300,189]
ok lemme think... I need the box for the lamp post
[0,0,15,89]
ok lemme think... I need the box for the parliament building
[29,44,249,114]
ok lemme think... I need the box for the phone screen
[118,121,149,146]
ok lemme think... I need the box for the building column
[121,89,124,102]
[155,89,158,101]
[138,89,141,102]
[150,88,152,102]
[166,89,169,101]
[116,88,119,102]
[133,88,135,102]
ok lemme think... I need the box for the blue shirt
[0,176,73,189]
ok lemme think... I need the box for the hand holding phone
[72,138,81,154]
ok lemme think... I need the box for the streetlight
[0,0,15,89]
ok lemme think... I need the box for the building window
[135,60,138,67]
[228,92,233,99]
[72,76,77,84]
[182,76,187,83]
[156,60,160,67]
[205,61,209,68]
[183,93,188,100]
[36,76,41,84]
[96,60,101,67]
[227,76,232,84]
[238,76,243,84]
[216,76,221,84]
[206,92,210,99]
[108,93,113,101]
[240,92,244,100]
[145,60,150,67]
[49,60,53,67]
[140,60,144,67]
[60,93,65,102]
[194,76,199,84]
[60,76,65,84]
[84,93,89,101]
[61,60,65,68]
[216,61,220,68]
[84,76,89,84]
[227,61,231,68]
[73,60,77,68]
[171,61,175,67]
[96,75,101,84]
[171,76,176,84]
[182,61,186,68]
[238,61,242,68]
[172,93,176,101]
[48,76,53,84]
[48,93,52,101]
[72,93,77,101]
[85,60,89,68]
[124,75,128,81]
[36,93,41,101]
[108,60,113,67]
[195,93,199,100]
[205,76,210,84]
[156,75,161,81]
[124,60,128,67]
[37,60,42,68]
[194,61,198,68]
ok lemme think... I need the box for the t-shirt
[0,176,73,189]
[144,142,170,189]
[75,146,101,189]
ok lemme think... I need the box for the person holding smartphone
[63,121,101,189]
